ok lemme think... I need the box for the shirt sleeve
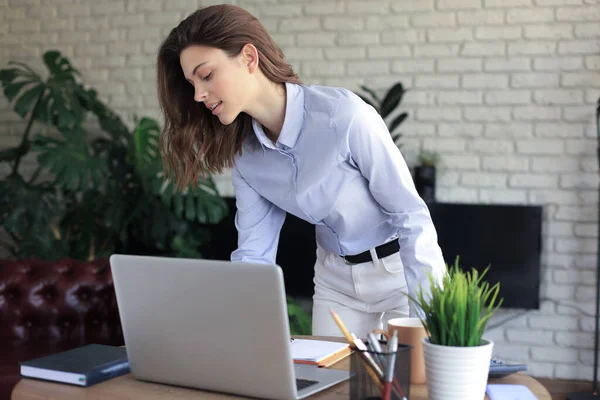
[335,93,447,316]
[230,164,287,265]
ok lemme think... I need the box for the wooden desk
[12,337,551,400]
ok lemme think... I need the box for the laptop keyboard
[296,378,319,391]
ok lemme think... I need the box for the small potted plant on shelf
[414,148,440,203]
[409,258,503,400]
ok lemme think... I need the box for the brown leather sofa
[0,258,124,399]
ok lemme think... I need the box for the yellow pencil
[329,309,355,345]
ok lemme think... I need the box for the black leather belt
[342,240,400,265]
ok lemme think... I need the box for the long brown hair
[157,4,301,189]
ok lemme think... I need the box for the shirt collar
[252,82,304,150]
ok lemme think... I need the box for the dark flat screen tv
[428,202,542,310]
[202,198,542,310]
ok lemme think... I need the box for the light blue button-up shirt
[231,82,446,302]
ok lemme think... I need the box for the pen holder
[350,344,411,400]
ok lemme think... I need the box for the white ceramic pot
[422,337,494,400]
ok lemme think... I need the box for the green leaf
[196,192,228,224]
[8,61,40,77]
[33,91,52,125]
[75,86,98,109]
[0,68,18,83]
[388,112,408,134]
[43,50,79,80]
[132,117,161,170]
[380,82,406,119]
[3,80,32,102]
[47,84,76,129]
[33,126,108,192]
[43,51,60,73]
[13,84,45,118]
[153,172,228,225]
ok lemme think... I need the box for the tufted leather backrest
[0,258,124,348]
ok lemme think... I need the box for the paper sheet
[486,384,538,400]
[290,339,350,362]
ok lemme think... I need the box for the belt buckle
[342,256,354,265]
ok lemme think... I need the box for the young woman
[157,4,446,338]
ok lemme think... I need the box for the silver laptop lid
[110,254,298,400]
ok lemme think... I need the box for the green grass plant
[409,257,503,347]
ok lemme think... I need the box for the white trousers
[311,244,410,339]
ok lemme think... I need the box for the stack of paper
[291,339,352,367]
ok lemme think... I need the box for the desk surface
[12,337,551,400]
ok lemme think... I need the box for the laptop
[109,254,350,400]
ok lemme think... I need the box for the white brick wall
[1,0,599,381]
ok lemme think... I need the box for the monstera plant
[0,50,228,261]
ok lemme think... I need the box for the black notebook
[19,344,130,387]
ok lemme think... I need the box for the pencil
[329,309,355,345]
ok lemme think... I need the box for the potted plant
[356,82,408,147]
[0,50,228,261]
[414,149,440,203]
[409,258,503,400]
[0,50,312,335]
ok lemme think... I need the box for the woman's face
[180,45,254,125]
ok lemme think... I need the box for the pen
[386,331,407,400]
[367,332,385,366]
[382,331,396,400]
